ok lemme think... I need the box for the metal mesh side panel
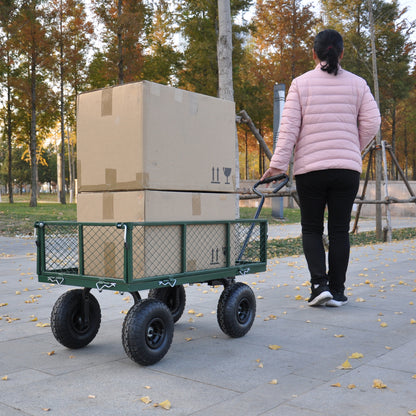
[44,224,79,273]
[132,225,181,279]
[82,225,125,279]
[186,223,229,271]
[234,222,263,264]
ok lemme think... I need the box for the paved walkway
[1,225,416,415]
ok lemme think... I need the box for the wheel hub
[146,318,165,349]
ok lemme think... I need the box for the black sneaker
[326,291,348,307]
[308,284,333,306]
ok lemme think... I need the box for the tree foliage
[0,0,416,200]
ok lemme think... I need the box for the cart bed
[35,220,268,293]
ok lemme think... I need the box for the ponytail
[313,29,343,76]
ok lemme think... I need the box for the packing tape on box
[102,193,114,220]
[77,160,81,189]
[105,168,117,187]
[192,194,201,216]
[101,88,113,116]
[78,164,149,192]
[104,241,116,277]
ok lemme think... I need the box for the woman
[261,29,381,307]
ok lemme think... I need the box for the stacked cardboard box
[76,81,237,278]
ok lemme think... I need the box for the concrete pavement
[1,223,416,415]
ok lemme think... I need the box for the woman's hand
[260,167,285,185]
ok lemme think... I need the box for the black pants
[295,169,360,292]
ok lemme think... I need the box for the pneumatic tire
[122,299,174,366]
[148,285,186,323]
[217,282,256,338]
[50,289,101,349]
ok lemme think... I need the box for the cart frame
[34,174,288,366]
[35,219,268,293]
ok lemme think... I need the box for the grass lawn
[1,195,416,258]
[0,193,76,237]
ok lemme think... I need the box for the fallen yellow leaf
[195,313,203,317]
[188,309,195,315]
[140,396,152,404]
[347,384,356,389]
[294,295,303,300]
[334,334,344,338]
[47,351,55,356]
[412,375,416,379]
[349,352,364,359]
[373,379,387,389]
[338,359,352,370]
[410,319,416,324]
[88,395,96,399]
[356,297,365,302]
[269,379,278,385]
[185,338,192,342]
[158,400,171,410]
[408,410,416,416]
[380,322,388,328]
[2,376,8,381]
[268,344,281,350]
[331,382,341,387]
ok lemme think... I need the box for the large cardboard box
[77,190,236,222]
[79,190,237,278]
[82,223,237,280]
[77,81,237,193]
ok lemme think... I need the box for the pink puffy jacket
[270,64,381,175]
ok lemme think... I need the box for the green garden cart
[35,174,288,365]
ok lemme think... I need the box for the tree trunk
[67,125,75,203]
[217,0,239,216]
[117,0,123,84]
[217,0,233,101]
[59,4,66,204]
[368,0,382,239]
[29,56,38,208]
[7,49,13,204]
[390,102,396,179]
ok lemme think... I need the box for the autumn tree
[50,0,93,203]
[320,0,415,178]
[8,0,58,207]
[0,0,18,202]
[90,0,149,86]
[239,0,318,176]
[174,0,252,97]
[142,0,183,85]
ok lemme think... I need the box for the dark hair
[313,29,344,75]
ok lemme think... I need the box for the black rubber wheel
[217,282,256,338]
[148,285,186,323]
[50,289,101,349]
[122,299,174,366]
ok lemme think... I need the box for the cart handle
[253,174,289,198]
[252,174,289,219]
[237,174,289,262]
